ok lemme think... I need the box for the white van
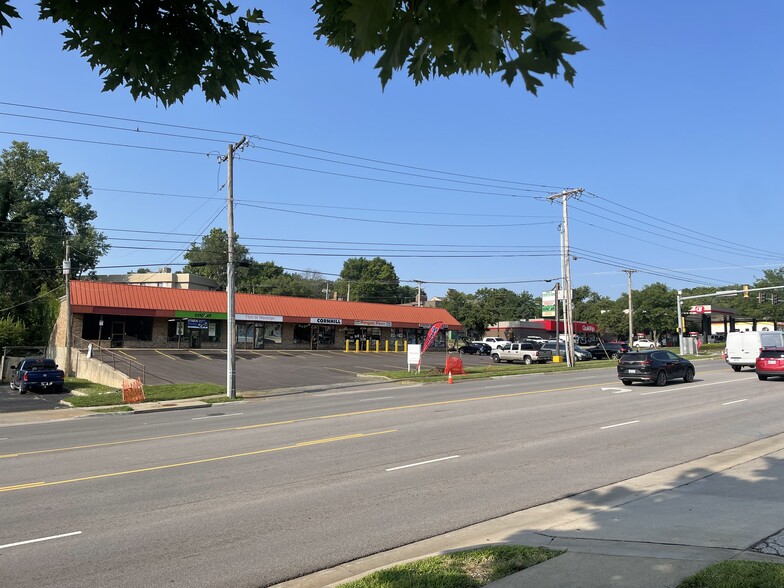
[724,331,784,371]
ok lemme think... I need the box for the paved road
[2,359,781,587]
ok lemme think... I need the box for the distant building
[94,270,219,291]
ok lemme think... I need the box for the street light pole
[623,269,637,346]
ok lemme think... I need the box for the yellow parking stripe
[189,350,211,360]
[154,349,178,361]
[0,430,396,493]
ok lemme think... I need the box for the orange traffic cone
[447,371,454,384]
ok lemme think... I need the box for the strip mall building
[51,280,461,352]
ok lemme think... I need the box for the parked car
[573,345,593,361]
[457,341,490,355]
[632,338,656,349]
[481,337,510,349]
[491,341,552,365]
[755,347,784,380]
[589,341,632,360]
[617,350,695,386]
[10,357,65,394]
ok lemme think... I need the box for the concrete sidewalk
[278,433,784,588]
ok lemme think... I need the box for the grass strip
[337,545,561,588]
[65,382,225,407]
[678,559,784,587]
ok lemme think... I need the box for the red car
[755,347,784,380]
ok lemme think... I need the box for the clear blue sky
[2,2,782,301]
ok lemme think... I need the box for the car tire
[523,356,533,365]
[684,367,695,383]
[655,370,667,386]
[621,379,632,386]
[458,348,464,354]
[19,386,27,395]
[758,374,768,381]
[611,352,620,360]
[732,365,741,372]
[491,354,500,364]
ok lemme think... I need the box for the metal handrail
[72,336,146,383]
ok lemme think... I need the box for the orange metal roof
[70,280,462,329]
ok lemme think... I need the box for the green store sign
[175,310,227,320]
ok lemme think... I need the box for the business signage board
[354,320,392,327]
[236,314,283,322]
[187,319,209,329]
[311,317,342,325]
[176,311,227,320]
[407,344,422,373]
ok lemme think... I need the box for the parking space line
[154,350,178,361]
[189,351,211,360]
[115,350,137,361]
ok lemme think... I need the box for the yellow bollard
[355,340,360,352]
[375,340,379,352]
[385,340,389,353]
[394,340,399,352]
[365,340,370,352]
[403,341,408,353]
[345,340,350,352]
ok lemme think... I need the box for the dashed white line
[0,438,8,441]
[386,455,460,471]
[0,531,82,550]
[641,377,755,395]
[359,396,394,401]
[192,413,244,421]
[723,399,748,406]
[600,420,640,430]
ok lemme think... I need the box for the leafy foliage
[335,256,401,303]
[314,0,605,92]
[0,0,604,105]
[0,315,25,348]
[0,141,108,345]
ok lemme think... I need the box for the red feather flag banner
[417,321,443,370]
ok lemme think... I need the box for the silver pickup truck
[491,342,553,365]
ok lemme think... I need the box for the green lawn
[64,379,228,407]
[336,546,561,588]
[678,560,784,587]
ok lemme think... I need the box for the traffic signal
[743,284,749,298]
[773,294,780,305]
[759,292,766,303]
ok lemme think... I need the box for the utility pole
[63,237,72,377]
[623,269,637,347]
[224,136,247,399]
[324,281,330,300]
[548,188,583,366]
[414,280,425,307]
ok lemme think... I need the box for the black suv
[617,350,695,386]
[589,341,631,360]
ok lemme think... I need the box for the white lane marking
[640,377,755,395]
[601,387,632,394]
[0,438,8,441]
[314,387,400,397]
[191,413,244,421]
[359,396,394,401]
[386,455,460,472]
[0,531,82,550]
[600,420,640,430]
[723,399,748,406]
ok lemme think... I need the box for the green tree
[182,228,251,290]
[0,141,108,344]
[335,257,400,303]
[442,289,486,338]
[633,282,677,342]
[0,1,604,106]
[0,316,25,348]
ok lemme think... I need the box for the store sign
[578,324,597,332]
[418,323,449,329]
[176,311,227,320]
[542,291,556,318]
[311,317,342,325]
[354,320,392,327]
[236,314,283,322]
[187,319,209,329]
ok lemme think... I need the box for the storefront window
[293,324,310,344]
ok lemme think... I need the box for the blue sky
[2,2,782,301]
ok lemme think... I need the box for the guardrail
[72,336,146,383]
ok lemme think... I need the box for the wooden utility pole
[548,188,583,366]
[224,136,247,399]
[63,237,72,376]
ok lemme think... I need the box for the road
[1,359,782,587]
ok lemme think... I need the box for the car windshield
[759,349,784,359]
[620,353,649,361]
